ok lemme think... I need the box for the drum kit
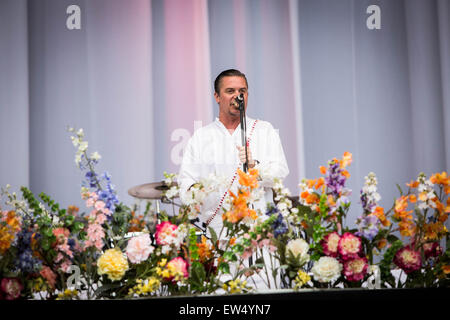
[128,181,206,235]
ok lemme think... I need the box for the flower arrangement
[0,129,448,300]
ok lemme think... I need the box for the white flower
[165,186,179,199]
[286,238,310,265]
[311,256,342,283]
[71,136,80,147]
[90,151,101,161]
[78,141,88,152]
[76,128,84,138]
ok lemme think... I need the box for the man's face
[214,76,248,119]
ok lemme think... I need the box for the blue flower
[265,206,288,238]
[14,229,42,273]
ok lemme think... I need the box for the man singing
[178,69,289,236]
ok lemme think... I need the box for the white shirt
[178,116,289,233]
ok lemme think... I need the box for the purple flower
[355,214,380,241]
[325,162,347,198]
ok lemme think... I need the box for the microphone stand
[239,98,248,173]
[238,96,253,267]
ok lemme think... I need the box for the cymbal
[128,181,178,200]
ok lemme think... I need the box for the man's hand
[236,145,256,168]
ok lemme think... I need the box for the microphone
[236,93,244,110]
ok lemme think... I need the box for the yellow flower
[56,289,79,300]
[294,270,311,289]
[97,248,129,281]
[128,277,160,297]
[222,279,249,294]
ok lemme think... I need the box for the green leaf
[190,262,206,290]
[218,262,230,274]
[208,227,218,245]
[396,183,403,196]
[65,215,75,226]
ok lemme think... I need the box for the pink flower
[394,246,422,274]
[1,278,23,300]
[94,200,106,211]
[86,198,95,208]
[321,232,341,257]
[40,266,57,289]
[242,248,253,260]
[338,232,362,260]
[167,257,189,280]
[95,213,107,225]
[126,233,154,264]
[53,227,69,244]
[343,257,368,282]
[155,221,178,246]
[84,223,105,250]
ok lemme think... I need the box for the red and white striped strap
[205,119,258,227]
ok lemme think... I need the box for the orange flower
[339,151,353,168]
[394,196,412,219]
[341,170,350,178]
[0,211,21,254]
[67,205,79,215]
[406,180,419,188]
[315,177,325,190]
[304,192,320,206]
[409,194,417,203]
[223,190,257,223]
[196,236,213,262]
[377,238,387,250]
[4,211,21,230]
[373,206,390,227]
[307,179,316,189]
[237,168,258,189]
[442,265,450,274]
[423,222,447,241]
[327,195,336,207]
[319,166,327,175]
[399,220,416,237]
[430,172,449,186]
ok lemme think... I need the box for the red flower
[343,257,368,282]
[394,246,421,274]
[423,242,442,259]
[320,232,341,257]
[1,278,23,300]
[338,232,362,261]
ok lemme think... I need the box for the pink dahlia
[338,232,362,260]
[394,246,422,274]
[1,278,23,300]
[155,221,178,246]
[321,232,341,257]
[343,257,368,282]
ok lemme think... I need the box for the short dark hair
[214,69,248,94]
